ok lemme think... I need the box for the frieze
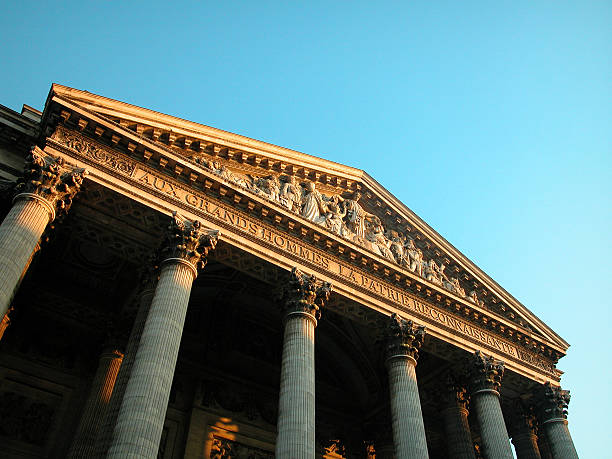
[193,157,488,309]
[130,166,556,377]
[50,126,136,176]
[44,129,557,377]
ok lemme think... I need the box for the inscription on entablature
[46,130,555,377]
[51,126,136,176]
[131,167,555,376]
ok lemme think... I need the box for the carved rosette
[159,211,219,275]
[280,267,332,322]
[14,146,86,221]
[538,382,570,423]
[470,351,505,394]
[385,313,426,362]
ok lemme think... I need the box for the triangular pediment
[43,84,569,359]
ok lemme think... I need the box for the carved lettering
[131,166,555,376]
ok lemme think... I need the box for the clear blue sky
[2,1,610,457]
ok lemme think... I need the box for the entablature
[28,85,569,382]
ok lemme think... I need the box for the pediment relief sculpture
[196,157,490,311]
[47,97,540,336]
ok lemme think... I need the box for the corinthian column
[440,374,476,459]
[384,313,428,459]
[0,147,85,321]
[537,382,578,459]
[469,351,513,459]
[509,401,542,459]
[93,275,157,458]
[275,267,331,459]
[107,212,218,459]
[67,337,124,459]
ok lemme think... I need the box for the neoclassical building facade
[0,85,578,458]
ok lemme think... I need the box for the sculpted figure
[425,259,445,286]
[406,239,424,275]
[389,233,407,266]
[211,161,234,182]
[444,277,466,297]
[251,175,279,201]
[322,201,347,236]
[301,182,328,224]
[343,191,376,239]
[451,278,466,297]
[469,290,484,307]
[279,176,302,212]
[366,217,395,261]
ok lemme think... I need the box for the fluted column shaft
[512,432,542,459]
[0,149,85,323]
[442,405,476,459]
[387,355,428,459]
[275,311,317,458]
[472,390,513,459]
[537,435,554,459]
[0,195,51,318]
[107,260,195,458]
[542,420,578,459]
[373,442,395,459]
[94,287,155,458]
[537,382,578,459]
[275,267,331,459]
[383,314,428,459]
[67,346,124,458]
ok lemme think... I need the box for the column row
[0,149,579,459]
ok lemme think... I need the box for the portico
[0,85,578,458]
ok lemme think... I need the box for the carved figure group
[196,160,485,307]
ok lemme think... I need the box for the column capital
[385,313,425,363]
[538,382,570,424]
[470,351,505,395]
[508,399,539,437]
[440,372,470,411]
[14,146,86,221]
[160,211,219,277]
[280,267,332,322]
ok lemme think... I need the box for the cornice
[49,84,364,181]
[359,173,569,349]
[41,85,569,361]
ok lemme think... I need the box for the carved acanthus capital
[508,400,539,437]
[441,372,470,410]
[538,382,570,423]
[160,211,219,274]
[470,351,505,394]
[385,313,425,362]
[280,267,332,321]
[14,146,86,220]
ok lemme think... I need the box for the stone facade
[0,86,577,458]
